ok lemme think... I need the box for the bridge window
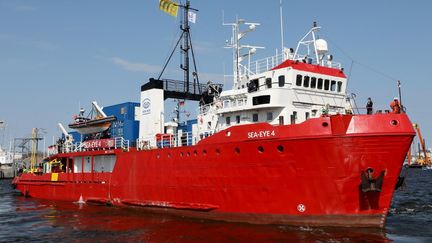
[253,95,270,105]
[296,74,302,86]
[305,112,310,120]
[317,78,323,89]
[266,78,272,88]
[226,116,231,125]
[279,75,286,87]
[330,80,336,91]
[267,112,273,121]
[324,79,330,91]
[236,115,240,124]
[337,81,342,92]
[311,77,317,88]
[253,113,259,122]
[303,76,310,88]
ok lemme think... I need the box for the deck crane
[413,123,430,166]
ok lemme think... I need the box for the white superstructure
[196,21,348,138]
[137,21,350,149]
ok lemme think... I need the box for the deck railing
[244,52,342,76]
[137,131,198,151]
[47,137,130,156]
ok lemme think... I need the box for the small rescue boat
[68,101,116,134]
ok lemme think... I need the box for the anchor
[360,168,385,192]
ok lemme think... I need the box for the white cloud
[111,57,161,73]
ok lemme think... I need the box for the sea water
[0,169,431,242]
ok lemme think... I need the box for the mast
[397,80,403,112]
[158,0,199,91]
[181,1,191,93]
[156,0,200,124]
[224,18,262,89]
[279,0,284,59]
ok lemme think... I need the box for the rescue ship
[12,2,415,228]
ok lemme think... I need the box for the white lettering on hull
[247,130,276,139]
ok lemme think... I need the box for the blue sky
[0,0,431,149]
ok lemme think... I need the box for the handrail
[48,137,130,155]
[137,131,198,151]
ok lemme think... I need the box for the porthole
[187,152,191,157]
[180,152,184,157]
[203,149,207,156]
[235,147,240,154]
[390,120,399,126]
[258,146,264,153]
[194,150,198,156]
[322,122,329,127]
[277,145,284,152]
[226,131,231,137]
[156,154,160,159]
[216,149,221,155]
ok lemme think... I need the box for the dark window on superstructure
[226,117,231,125]
[279,116,284,125]
[305,112,310,120]
[330,80,336,91]
[324,79,330,91]
[253,113,259,122]
[318,78,323,89]
[266,78,272,88]
[252,95,271,105]
[236,115,241,124]
[279,75,285,87]
[337,81,342,92]
[311,77,317,88]
[303,76,310,88]
[267,112,273,121]
[248,79,259,92]
[296,74,302,86]
[290,111,297,124]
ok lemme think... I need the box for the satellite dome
[315,39,328,54]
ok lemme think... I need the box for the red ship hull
[13,114,415,227]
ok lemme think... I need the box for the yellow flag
[159,0,178,17]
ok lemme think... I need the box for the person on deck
[390,97,401,114]
[366,97,373,115]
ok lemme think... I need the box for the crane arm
[413,123,429,163]
[92,101,107,118]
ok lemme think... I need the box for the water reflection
[8,197,389,242]
[3,169,432,242]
